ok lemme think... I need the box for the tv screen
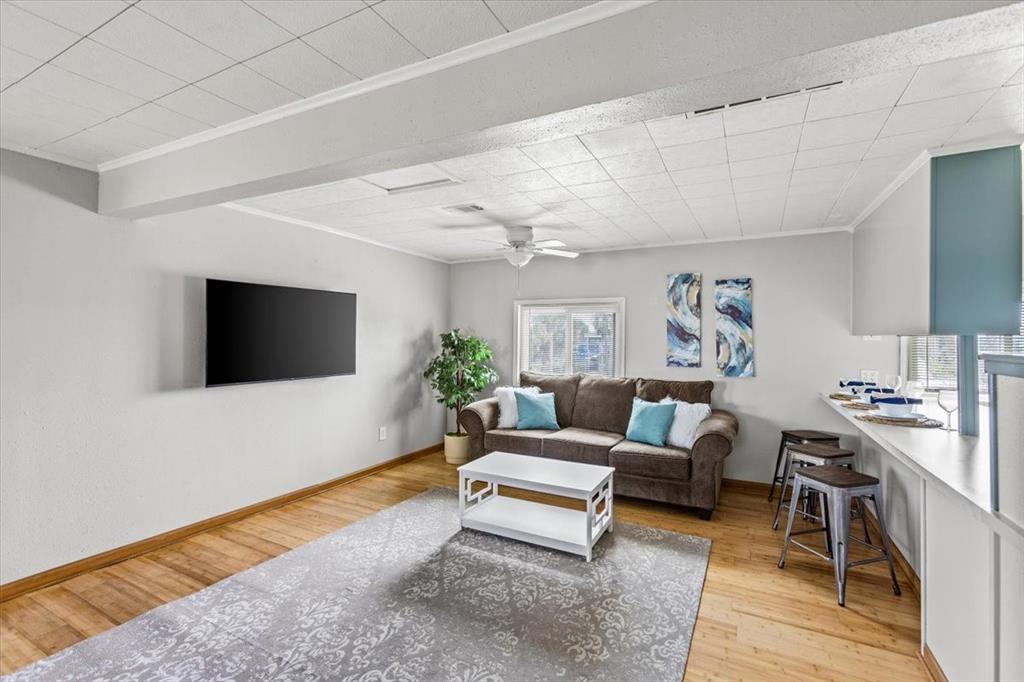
[206,279,356,386]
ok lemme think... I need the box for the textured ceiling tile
[0,108,82,148]
[568,181,623,199]
[302,9,421,79]
[945,115,1023,146]
[880,89,991,137]
[973,84,1023,121]
[41,128,145,164]
[546,160,610,185]
[805,67,916,121]
[865,126,958,159]
[196,64,300,113]
[138,0,292,61]
[156,85,253,126]
[9,0,126,35]
[0,2,79,60]
[723,93,808,136]
[900,46,1023,104]
[580,123,655,158]
[373,0,505,58]
[798,110,888,150]
[670,164,730,187]
[90,7,233,82]
[727,124,802,161]
[245,40,357,97]
[244,0,365,36]
[615,172,675,193]
[659,137,728,171]
[729,153,795,179]
[484,0,594,31]
[22,64,144,117]
[52,39,186,101]
[520,136,593,167]
[118,103,210,138]
[1,82,109,129]
[794,140,870,169]
[646,113,723,148]
[0,45,41,89]
[599,149,665,180]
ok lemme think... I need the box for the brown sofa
[458,371,739,519]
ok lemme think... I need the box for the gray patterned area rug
[8,487,711,682]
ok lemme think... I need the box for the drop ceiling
[0,0,595,166]
[232,43,1023,262]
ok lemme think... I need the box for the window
[515,299,625,378]
[907,286,1024,394]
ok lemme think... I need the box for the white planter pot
[444,433,470,465]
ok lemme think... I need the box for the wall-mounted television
[206,279,356,387]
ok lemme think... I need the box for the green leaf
[422,329,499,435]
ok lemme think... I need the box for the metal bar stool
[778,465,901,606]
[772,442,860,532]
[768,430,840,501]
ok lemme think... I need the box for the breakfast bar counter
[820,393,1022,681]
[820,393,990,511]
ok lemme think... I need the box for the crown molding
[96,0,655,173]
[221,203,450,264]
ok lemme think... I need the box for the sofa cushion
[636,378,713,405]
[570,374,638,433]
[484,428,554,456]
[542,427,623,465]
[609,439,691,481]
[520,371,580,428]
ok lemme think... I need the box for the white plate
[882,412,928,422]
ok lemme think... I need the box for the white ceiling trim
[96,0,655,173]
[221,201,450,263]
[848,138,1024,231]
[447,226,856,264]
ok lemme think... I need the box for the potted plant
[423,329,498,465]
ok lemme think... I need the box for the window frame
[513,297,626,381]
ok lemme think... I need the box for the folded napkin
[863,387,895,394]
[870,396,923,405]
[839,379,877,388]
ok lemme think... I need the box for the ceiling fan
[439,208,580,268]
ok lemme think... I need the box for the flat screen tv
[206,279,356,386]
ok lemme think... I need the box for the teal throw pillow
[626,397,677,447]
[515,391,559,430]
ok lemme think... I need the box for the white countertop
[821,393,991,511]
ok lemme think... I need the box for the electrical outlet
[861,370,880,384]
[378,426,387,441]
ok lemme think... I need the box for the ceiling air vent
[686,80,844,118]
[442,203,486,214]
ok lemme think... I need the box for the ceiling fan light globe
[506,250,534,267]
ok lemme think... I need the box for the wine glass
[905,380,925,400]
[884,374,903,395]
[937,389,958,431]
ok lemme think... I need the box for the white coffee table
[457,452,614,561]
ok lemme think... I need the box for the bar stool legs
[768,435,788,502]
[778,467,902,607]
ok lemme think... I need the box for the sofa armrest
[691,409,739,464]
[688,409,739,512]
[458,397,500,460]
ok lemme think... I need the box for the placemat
[856,414,943,428]
[829,392,857,401]
[842,401,878,411]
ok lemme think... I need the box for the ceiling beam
[97,0,1017,218]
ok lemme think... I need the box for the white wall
[852,162,932,335]
[0,151,449,583]
[450,231,899,482]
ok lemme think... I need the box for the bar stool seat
[778,465,902,606]
[768,430,840,501]
[772,442,856,530]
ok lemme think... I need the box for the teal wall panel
[930,146,1022,335]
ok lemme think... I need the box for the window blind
[908,286,1024,393]
[518,302,621,377]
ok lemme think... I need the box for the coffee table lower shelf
[461,496,608,559]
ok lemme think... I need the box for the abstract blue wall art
[715,277,754,377]
[666,273,701,367]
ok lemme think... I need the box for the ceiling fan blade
[436,222,502,230]
[537,248,579,259]
[532,239,565,248]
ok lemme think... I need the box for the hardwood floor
[1,450,927,680]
